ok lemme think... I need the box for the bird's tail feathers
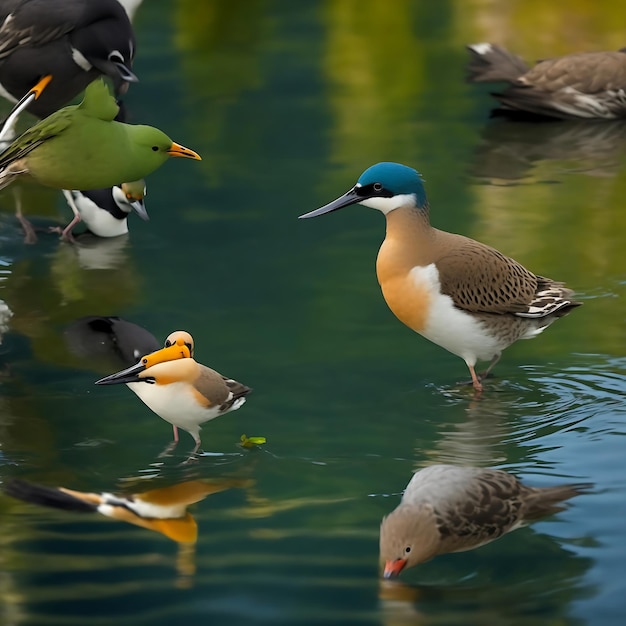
[525,482,592,520]
[466,43,529,83]
[4,478,98,513]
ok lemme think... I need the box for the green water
[0,1,624,625]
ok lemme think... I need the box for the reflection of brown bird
[379,464,590,578]
[470,118,626,182]
[466,43,626,119]
[4,477,247,543]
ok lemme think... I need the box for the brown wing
[525,51,626,93]
[434,233,539,314]
[193,366,251,411]
[432,469,526,553]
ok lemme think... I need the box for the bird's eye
[373,182,383,192]
[165,340,172,347]
[185,342,192,351]
[404,546,411,554]
[152,146,159,152]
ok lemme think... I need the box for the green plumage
[0,79,198,191]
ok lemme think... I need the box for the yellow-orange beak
[383,558,407,579]
[168,142,201,160]
[32,74,53,99]
[142,339,191,368]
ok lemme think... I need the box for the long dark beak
[113,62,139,83]
[95,360,146,385]
[298,187,361,219]
[130,199,149,221]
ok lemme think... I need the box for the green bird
[0,78,201,192]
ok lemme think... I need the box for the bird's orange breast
[376,233,433,333]
[378,272,431,333]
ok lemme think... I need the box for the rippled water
[0,1,625,625]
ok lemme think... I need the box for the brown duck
[466,43,626,119]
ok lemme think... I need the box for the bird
[59,179,148,239]
[299,162,581,392]
[3,476,249,543]
[95,331,252,456]
[0,0,138,141]
[466,43,626,119]
[63,315,160,369]
[379,464,591,578]
[0,78,201,192]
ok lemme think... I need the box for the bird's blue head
[299,162,427,219]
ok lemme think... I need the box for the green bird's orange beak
[168,142,201,160]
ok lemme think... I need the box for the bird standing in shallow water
[0,0,137,141]
[466,43,626,119]
[60,179,148,239]
[0,78,201,192]
[299,162,580,391]
[95,331,252,457]
[379,464,590,578]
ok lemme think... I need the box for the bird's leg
[51,190,81,241]
[13,188,36,244]
[0,75,53,143]
[158,426,183,458]
[480,353,501,380]
[181,435,203,464]
[158,440,178,458]
[467,364,484,393]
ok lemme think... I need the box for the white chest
[385,264,506,365]
[127,381,222,432]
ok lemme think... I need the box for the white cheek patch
[360,193,417,214]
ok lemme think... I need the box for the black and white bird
[0,0,137,140]
[60,179,148,239]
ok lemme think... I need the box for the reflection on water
[470,119,626,184]
[0,1,624,624]
[422,355,626,470]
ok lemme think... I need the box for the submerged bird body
[0,79,200,191]
[466,43,626,119]
[300,162,580,390]
[0,0,137,120]
[379,464,590,577]
[95,331,251,454]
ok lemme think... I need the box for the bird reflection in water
[470,118,626,184]
[4,474,251,586]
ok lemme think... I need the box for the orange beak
[168,142,201,160]
[383,558,407,579]
[31,74,53,99]
[142,340,191,368]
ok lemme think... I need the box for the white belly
[127,381,222,435]
[408,265,506,366]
